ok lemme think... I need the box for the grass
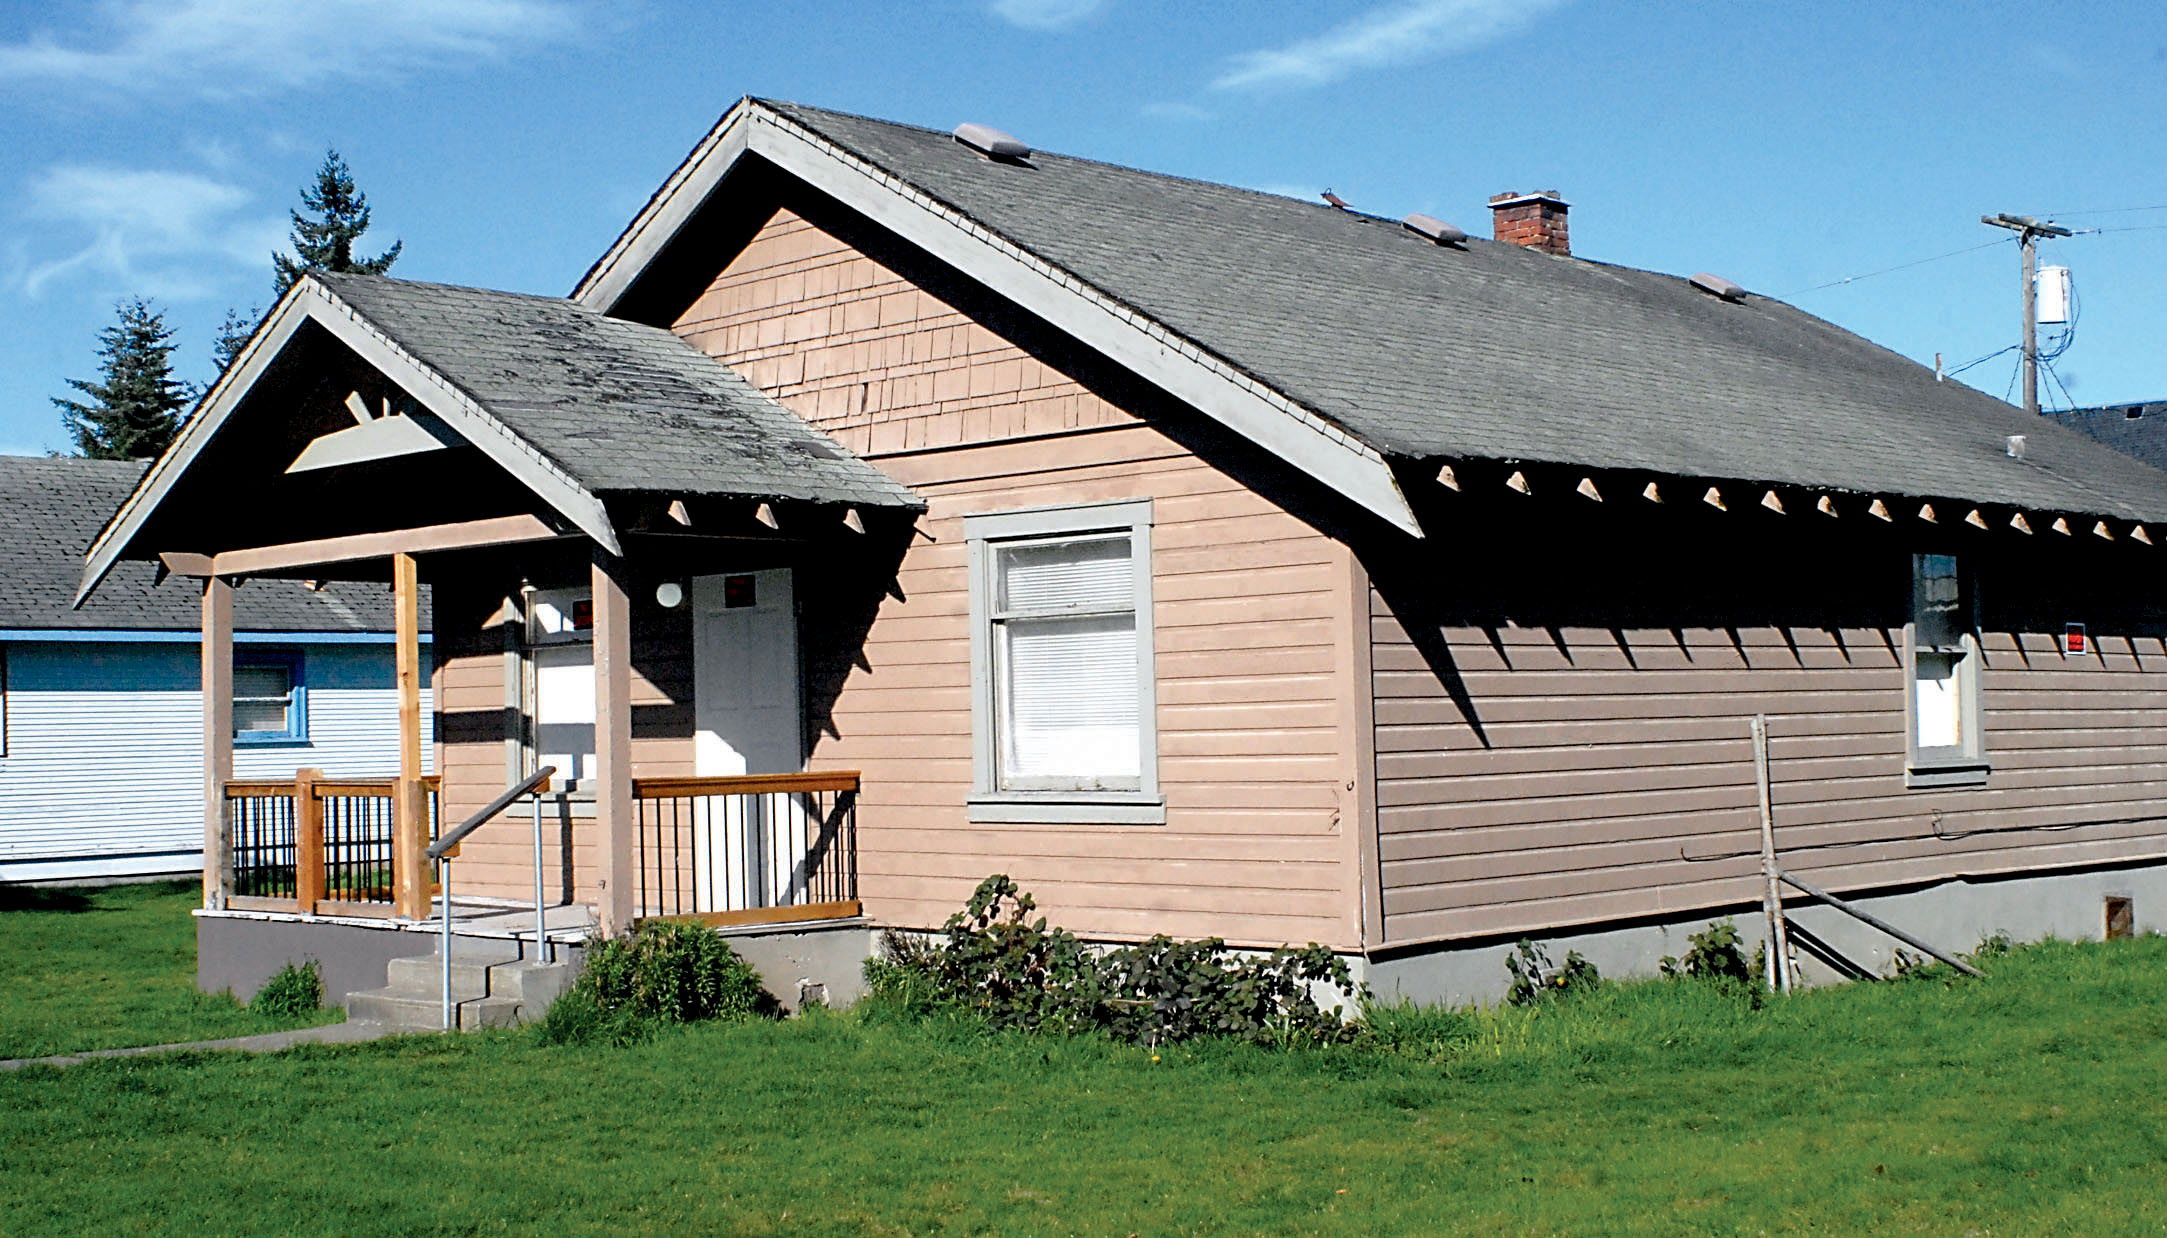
[0,879,339,1059]
[1,892,2163,1235]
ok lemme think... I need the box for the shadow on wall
[1364,459,2167,750]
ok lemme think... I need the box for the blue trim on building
[233,647,308,745]
[0,629,428,645]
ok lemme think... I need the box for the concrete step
[344,954,576,1032]
[346,989,526,1031]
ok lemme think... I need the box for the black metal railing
[631,772,859,921]
[225,775,440,909]
[227,781,298,899]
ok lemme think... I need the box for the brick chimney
[1489,190,1570,256]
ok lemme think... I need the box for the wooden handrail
[634,771,861,798]
[224,775,441,798]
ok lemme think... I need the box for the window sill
[1905,760,1990,789]
[235,736,310,748]
[968,793,1166,825]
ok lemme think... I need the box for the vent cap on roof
[1402,214,1469,246]
[1689,272,1748,302]
[953,123,1030,161]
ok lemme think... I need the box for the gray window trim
[965,499,1163,825]
[1904,553,1988,789]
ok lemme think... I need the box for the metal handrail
[427,766,555,861]
[429,765,556,1031]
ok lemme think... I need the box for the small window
[234,650,306,745]
[1907,554,1985,787]
[526,587,595,791]
[965,500,1162,824]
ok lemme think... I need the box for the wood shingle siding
[672,206,1364,950]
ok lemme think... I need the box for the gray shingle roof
[317,273,919,510]
[1,456,402,632]
[762,101,2167,522]
[2041,402,2167,473]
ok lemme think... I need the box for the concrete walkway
[0,1018,405,1071]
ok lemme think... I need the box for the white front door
[693,569,802,776]
[691,569,804,909]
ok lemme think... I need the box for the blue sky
[3,1,2163,456]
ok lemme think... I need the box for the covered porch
[79,272,921,1005]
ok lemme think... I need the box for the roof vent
[953,122,1030,162]
[1689,272,1748,302]
[2007,434,2027,459]
[1402,214,1469,246]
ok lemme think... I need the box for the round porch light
[655,581,685,609]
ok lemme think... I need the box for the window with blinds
[964,499,1162,822]
[992,535,1140,789]
[233,652,304,743]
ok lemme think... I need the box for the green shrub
[250,960,324,1018]
[1503,938,1601,1007]
[537,920,774,1046]
[866,875,1362,1047]
[1659,919,1756,986]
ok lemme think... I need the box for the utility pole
[1982,213,2073,415]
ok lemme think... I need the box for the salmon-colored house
[82,100,2167,1019]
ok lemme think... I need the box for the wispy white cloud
[1140,100,1215,123]
[1212,0,1565,92]
[0,0,576,98]
[21,165,279,301]
[989,0,1108,31]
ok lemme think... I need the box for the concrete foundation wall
[197,913,436,1005]
[1362,859,2166,1008]
[198,912,876,1013]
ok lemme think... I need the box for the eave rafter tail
[76,278,622,609]
[1418,462,2164,549]
[576,101,1421,540]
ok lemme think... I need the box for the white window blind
[993,536,1140,788]
[233,665,293,735]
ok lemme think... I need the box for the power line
[1780,237,2011,298]
[2033,203,2167,217]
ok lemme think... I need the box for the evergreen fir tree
[272,148,402,295]
[53,299,193,460]
[211,304,259,376]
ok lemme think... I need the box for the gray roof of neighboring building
[319,273,920,510]
[0,456,403,633]
[2041,402,2167,473]
[761,101,2167,522]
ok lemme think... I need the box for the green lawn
[0,880,339,1059]
[1,890,2163,1235]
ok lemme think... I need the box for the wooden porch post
[201,575,233,909]
[294,767,325,913]
[392,552,429,920]
[592,548,635,937]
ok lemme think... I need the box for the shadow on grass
[0,884,93,913]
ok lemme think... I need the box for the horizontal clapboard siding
[675,205,1364,949]
[0,641,430,879]
[1371,600,2167,946]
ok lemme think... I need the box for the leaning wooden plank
[1775,870,1985,978]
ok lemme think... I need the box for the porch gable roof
[81,273,919,605]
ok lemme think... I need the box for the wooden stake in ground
[1752,715,1794,992]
